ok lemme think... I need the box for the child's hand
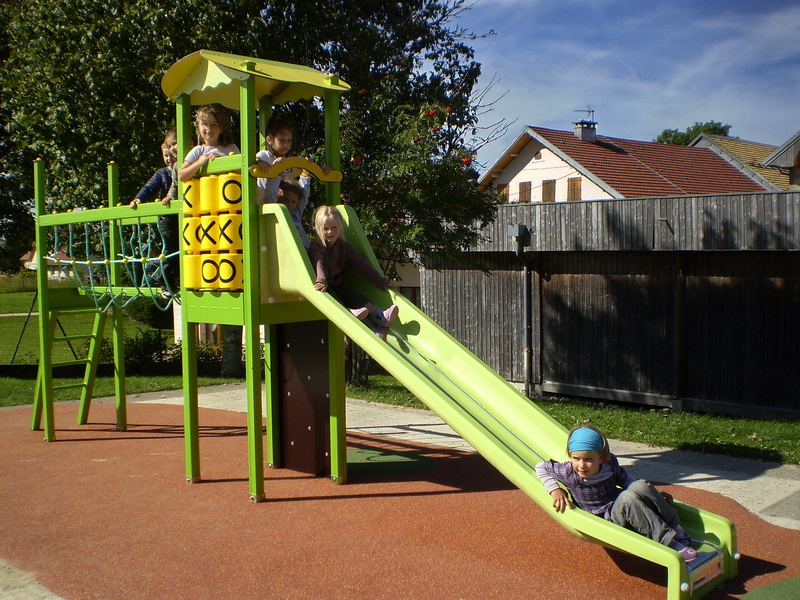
[550,488,573,513]
[161,196,172,207]
[314,282,327,292]
[129,199,140,209]
[321,165,332,175]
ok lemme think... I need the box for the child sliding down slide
[308,206,398,339]
[536,425,699,562]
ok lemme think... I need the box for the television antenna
[573,106,595,123]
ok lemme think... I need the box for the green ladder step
[52,359,92,368]
[52,382,88,391]
[54,333,97,342]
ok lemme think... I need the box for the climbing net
[45,215,179,312]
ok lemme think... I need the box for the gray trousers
[609,479,682,545]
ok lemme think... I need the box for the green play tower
[161,50,351,501]
[32,50,354,502]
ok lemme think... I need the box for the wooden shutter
[567,177,581,201]
[519,181,531,203]
[542,180,555,203]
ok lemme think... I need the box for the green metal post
[240,65,265,502]
[33,159,56,440]
[258,94,277,473]
[324,84,347,481]
[177,95,201,482]
[175,92,191,302]
[107,162,127,431]
[328,321,347,483]
[324,87,342,206]
[31,368,43,431]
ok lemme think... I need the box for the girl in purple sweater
[309,206,398,338]
[535,425,698,562]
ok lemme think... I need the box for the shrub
[124,296,174,330]
[94,331,222,368]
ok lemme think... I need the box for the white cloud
[462,1,800,166]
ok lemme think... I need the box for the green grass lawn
[0,375,240,407]
[0,290,39,314]
[349,375,800,465]
[4,288,798,465]
[0,291,158,364]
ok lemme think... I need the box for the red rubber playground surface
[1,401,798,600]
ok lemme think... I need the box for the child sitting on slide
[309,205,398,339]
[535,425,699,562]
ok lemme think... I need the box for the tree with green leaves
[258,0,503,276]
[3,0,501,278]
[2,0,265,211]
[0,0,35,273]
[654,121,733,146]
[2,0,503,375]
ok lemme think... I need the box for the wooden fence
[420,192,800,419]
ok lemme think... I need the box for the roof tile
[531,128,767,198]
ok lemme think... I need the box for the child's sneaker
[375,304,399,327]
[350,307,368,320]
[669,539,698,562]
[674,528,692,546]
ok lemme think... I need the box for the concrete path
[129,381,800,531]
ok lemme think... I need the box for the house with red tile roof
[690,133,790,191]
[478,120,768,203]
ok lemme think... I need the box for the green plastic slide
[260,202,738,600]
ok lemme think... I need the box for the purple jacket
[308,237,389,290]
[535,454,637,519]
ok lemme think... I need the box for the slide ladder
[30,288,124,438]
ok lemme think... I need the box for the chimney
[573,119,597,143]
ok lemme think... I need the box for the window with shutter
[542,179,555,203]
[519,181,531,203]
[567,177,581,201]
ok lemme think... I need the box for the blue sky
[454,0,800,170]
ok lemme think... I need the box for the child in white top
[178,105,240,183]
[255,116,294,205]
[255,116,330,205]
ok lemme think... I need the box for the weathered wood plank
[480,192,800,253]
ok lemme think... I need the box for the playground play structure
[30,50,738,600]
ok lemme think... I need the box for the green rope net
[45,217,179,312]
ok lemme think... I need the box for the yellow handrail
[249,156,342,183]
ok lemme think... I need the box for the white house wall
[494,142,611,203]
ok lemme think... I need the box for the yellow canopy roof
[161,50,350,109]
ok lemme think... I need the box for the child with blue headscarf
[535,425,698,562]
